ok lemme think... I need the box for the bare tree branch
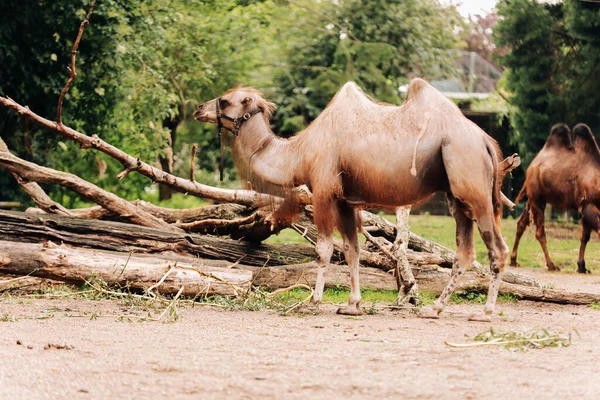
[0,136,73,216]
[0,96,289,208]
[0,150,180,232]
[56,0,96,125]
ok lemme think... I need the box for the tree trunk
[0,240,251,296]
[0,210,540,288]
[3,239,598,305]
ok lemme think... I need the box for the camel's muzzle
[193,105,209,122]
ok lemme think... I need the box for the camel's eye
[219,99,230,109]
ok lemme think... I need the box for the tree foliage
[494,0,600,165]
[267,0,463,135]
[1,0,468,205]
[0,0,271,204]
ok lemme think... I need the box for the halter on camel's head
[193,87,275,180]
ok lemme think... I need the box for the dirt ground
[2,266,600,400]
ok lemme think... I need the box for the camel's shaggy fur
[195,78,509,320]
[511,123,600,273]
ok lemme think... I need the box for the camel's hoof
[468,313,492,322]
[336,305,362,316]
[417,309,440,319]
[577,261,590,274]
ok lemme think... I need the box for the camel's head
[194,87,275,135]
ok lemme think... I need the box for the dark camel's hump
[544,123,573,150]
[573,123,600,162]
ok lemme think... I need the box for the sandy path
[2,276,600,400]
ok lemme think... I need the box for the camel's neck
[231,115,304,187]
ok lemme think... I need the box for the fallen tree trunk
[2,238,594,305]
[0,210,540,288]
[0,240,251,296]
[0,210,421,271]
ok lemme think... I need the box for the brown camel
[194,78,509,321]
[511,123,600,273]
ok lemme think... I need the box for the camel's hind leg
[530,202,559,271]
[419,195,475,319]
[577,226,592,274]
[578,203,600,274]
[336,201,362,316]
[510,201,531,267]
[470,212,509,322]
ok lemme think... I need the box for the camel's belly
[340,157,448,207]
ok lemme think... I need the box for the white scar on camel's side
[194,78,512,321]
[411,111,431,177]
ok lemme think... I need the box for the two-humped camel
[194,78,509,321]
[511,123,600,273]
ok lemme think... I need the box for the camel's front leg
[336,203,362,315]
[310,232,334,306]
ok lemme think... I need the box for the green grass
[407,214,600,273]
[273,287,516,308]
[268,213,600,274]
[275,287,398,304]
[446,327,576,351]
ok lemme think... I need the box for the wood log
[246,264,491,294]
[1,229,594,305]
[0,210,539,288]
[0,137,73,216]
[0,210,402,271]
[0,240,251,296]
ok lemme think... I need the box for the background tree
[266,0,464,135]
[1,0,478,207]
[0,0,271,205]
[494,0,600,165]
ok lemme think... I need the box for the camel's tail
[484,137,502,222]
[514,181,528,204]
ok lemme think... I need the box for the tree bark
[0,137,73,216]
[3,239,597,305]
[0,240,251,296]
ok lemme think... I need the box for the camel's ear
[241,97,253,106]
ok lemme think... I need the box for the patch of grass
[498,293,519,303]
[273,287,398,305]
[418,291,438,306]
[408,215,600,273]
[0,314,19,322]
[450,291,487,304]
[448,291,520,305]
[446,327,577,351]
[157,193,210,209]
[590,302,600,311]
